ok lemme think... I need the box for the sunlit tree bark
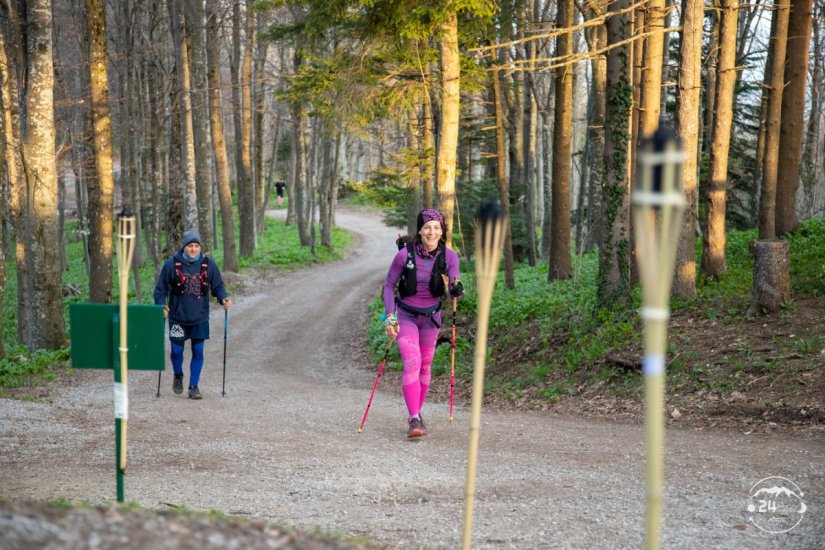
[436,13,459,248]
[775,0,814,235]
[206,0,238,272]
[84,0,115,303]
[22,0,67,349]
[758,0,791,240]
[700,0,738,279]
[673,0,704,299]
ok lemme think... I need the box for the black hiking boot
[173,374,184,394]
[188,386,202,400]
[407,417,425,439]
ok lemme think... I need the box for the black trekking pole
[156,372,162,398]
[221,310,228,397]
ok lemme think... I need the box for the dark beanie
[182,230,201,247]
[416,208,445,232]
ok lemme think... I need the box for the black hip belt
[396,300,442,329]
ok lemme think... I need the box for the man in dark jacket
[153,230,231,399]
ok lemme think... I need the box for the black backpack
[397,241,447,299]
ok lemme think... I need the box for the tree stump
[747,240,791,315]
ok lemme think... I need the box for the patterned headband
[420,209,445,226]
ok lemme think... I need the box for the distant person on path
[275,181,286,208]
[154,230,231,399]
[383,208,463,438]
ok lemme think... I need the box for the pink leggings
[396,308,441,417]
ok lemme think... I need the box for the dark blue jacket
[153,250,228,326]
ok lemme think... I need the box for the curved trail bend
[1,209,823,549]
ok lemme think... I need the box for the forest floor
[1,208,823,549]
[462,295,825,437]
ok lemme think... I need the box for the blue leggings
[170,339,205,387]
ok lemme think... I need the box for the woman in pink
[383,209,463,438]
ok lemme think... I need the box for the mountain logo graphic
[747,476,806,534]
[169,324,185,339]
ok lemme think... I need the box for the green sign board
[70,304,165,371]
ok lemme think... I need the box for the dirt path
[1,209,823,549]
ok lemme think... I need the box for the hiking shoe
[173,374,184,394]
[419,414,429,436]
[188,386,202,400]
[407,417,425,438]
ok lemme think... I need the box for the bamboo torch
[115,209,136,501]
[631,125,685,549]
[461,202,506,550]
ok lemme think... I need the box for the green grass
[1,213,352,390]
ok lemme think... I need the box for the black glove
[449,281,464,298]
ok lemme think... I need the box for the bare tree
[491,50,516,289]
[639,0,666,136]
[598,0,633,307]
[673,0,704,299]
[758,0,791,239]
[169,0,199,232]
[206,0,238,272]
[84,0,115,303]
[700,0,738,279]
[238,2,256,255]
[21,0,67,349]
[436,12,460,248]
[185,0,214,248]
[549,0,574,281]
[775,0,814,235]
[583,0,607,253]
[0,4,31,343]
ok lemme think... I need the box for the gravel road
[1,209,823,549]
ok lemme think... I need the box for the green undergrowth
[368,217,825,404]
[1,213,351,391]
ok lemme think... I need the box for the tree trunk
[598,0,633,307]
[293,104,310,245]
[407,110,423,236]
[775,0,814,235]
[0,201,5,358]
[758,0,791,240]
[253,19,269,235]
[747,240,790,315]
[700,0,738,279]
[169,0,198,232]
[167,70,184,252]
[22,0,66,349]
[800,7,822,202]
[85,0,115,304]
[185,0,213,249]
[238,3,256,255]
[422,81,434,209]
[436,13,459,247]
[704,12,719,150]
[491,52,516,289]
[0,6,32,343]
[673,0,704,299]
[639,0,665,136]
[525,89,539,266]
[206,0,238,272]
[583,3,606,252]
[549,0,573,281]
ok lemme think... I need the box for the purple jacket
[383,245,461,314]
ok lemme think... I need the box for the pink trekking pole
[358,338,394,433]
